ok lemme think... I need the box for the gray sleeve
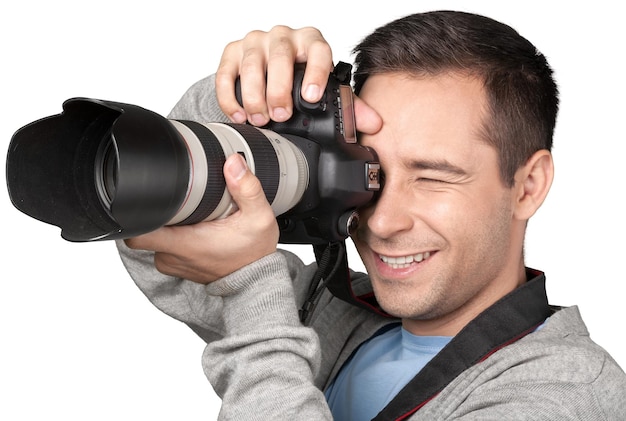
[118,241,331,418]
[201,252,332,420]
[116,240,226,342]
[166,73,230,122]
[116,238,321,343]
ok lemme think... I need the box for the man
[118,11,626,419]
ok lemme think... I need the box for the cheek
[419,195,464,233]
[423,191,509,252]
[453,194,514,265]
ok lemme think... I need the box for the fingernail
[250,113,268,126]
[272,107,289,121]
[228,154,248,180]
[231,111,246,124]
[304,84,320,102]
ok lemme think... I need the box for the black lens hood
[7,98,190,241]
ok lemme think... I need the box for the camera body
[6,62,380,244]
[251,62,380,243]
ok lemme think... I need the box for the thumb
[223,153,270,212]
[354,96,383,135]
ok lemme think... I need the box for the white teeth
[380,252,431,269]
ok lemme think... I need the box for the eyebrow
[406,159,468,176]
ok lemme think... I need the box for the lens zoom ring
[226,124,279,204]
[176,120,226,225]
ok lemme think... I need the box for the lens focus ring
[176,120,227,225]
[226,123,280,205]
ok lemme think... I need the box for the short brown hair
[352,10,559,186]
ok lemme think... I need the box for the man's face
[354,72,524,336]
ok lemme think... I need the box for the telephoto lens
[7,99,309,241]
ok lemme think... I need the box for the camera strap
[300,241,392,324]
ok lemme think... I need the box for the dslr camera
[6,62,380,244]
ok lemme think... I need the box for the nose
[362,182,414,240]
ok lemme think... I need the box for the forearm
[116,240,226,342]
[202,252,332,420]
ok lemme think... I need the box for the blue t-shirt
[325,324,451,421]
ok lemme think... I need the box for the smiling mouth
[379,252,432,269]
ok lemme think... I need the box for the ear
[513,149,554,220]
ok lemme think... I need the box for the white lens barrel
[166,120,209,225]
[167,122,309,225]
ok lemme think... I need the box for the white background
[1,1,624,419]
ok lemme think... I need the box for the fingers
[216,26,333,126]
[294,28,334,102]
[267,26,334,117]
[124,224,190,255]
[215,40,250,124]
